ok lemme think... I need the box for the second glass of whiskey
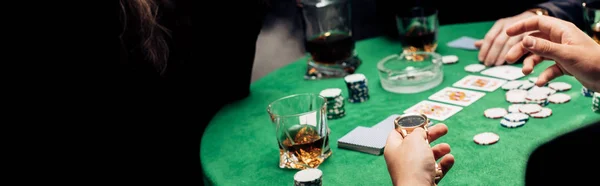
[267,93,332,169]
[301,0,362,80]
[396,7,439,54]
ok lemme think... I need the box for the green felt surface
[201,21,600,186]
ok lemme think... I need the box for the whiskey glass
[267,93,332,169]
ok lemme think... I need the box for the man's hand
[475,12,536,66]
[384,124,455,186]
[505,16,600,91]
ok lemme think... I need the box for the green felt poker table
[200,21,600,185]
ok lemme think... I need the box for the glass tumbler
[584,0,600,44]
[377,51,443,94]
[301,0,362,80]
[267,93,332,169]
[396,7,439,53]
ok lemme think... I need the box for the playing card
[403,100,463,121]
[371,114,400,131]
[480,65,526,80]
[337,126,389,155]
[428,87,486,106]
[453,75,507,92]
[447,36,479,50]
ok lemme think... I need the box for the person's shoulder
[525,121,600,185]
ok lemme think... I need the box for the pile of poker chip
[344,73,369,103]
[582,86,595,97]
[476,78,574,145]
[319,88,346,119]
[593,92,600,113]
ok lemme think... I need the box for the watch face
[397,115,426,127]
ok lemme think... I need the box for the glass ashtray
[377,52,443,94]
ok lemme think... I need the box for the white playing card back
[480,65,526,80]
[371,114,400,132]
[337,126,388,155]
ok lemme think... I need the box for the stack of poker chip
[501,112,529,128]
[294,168,323,186]
[319,88,346,119]
[582,87,595,97]
[593,92,600,113]
[344,73,369,103]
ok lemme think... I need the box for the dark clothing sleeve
[536,0,585,28]
[525,121,600,185]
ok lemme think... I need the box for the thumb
[385,130,404,149]
[521,35,571,61]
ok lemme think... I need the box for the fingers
[438,154,455,176]
[495,36,521,66]
[522,54,544,75]
[478,21,505,62]
[432,143,451,160]
[505,31,549,64]
[427,123,448,143]
[385,130,403,148]
[484,33,509,66]
[537,64,565,86]
[506,16,575,43]
[505,39,529,63]
[474,40,483,49]
[521,35,572,61]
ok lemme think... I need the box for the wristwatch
[527,8,549,16]
[394,113,429,140]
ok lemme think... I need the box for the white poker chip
[442,55,459,64]
[501,80,524,90]
[319,88,342,98]
[548,93,571,104]
[528,86,556,96]
[484,108,508,119]
[503,112,529,122]
[508,104,523,113]
[518,104,542,114]
[344,73,367,83]
[294,168,323,185]
[528,77,538,83]
[473,132,500,145]
[548,82,572,91]
[500,119,527,128]
[506,89,528,103]
[464,64,486,72]
[518,81,535,90]
[529,107,552,118]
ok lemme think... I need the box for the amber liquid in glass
[280,125,330,169]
